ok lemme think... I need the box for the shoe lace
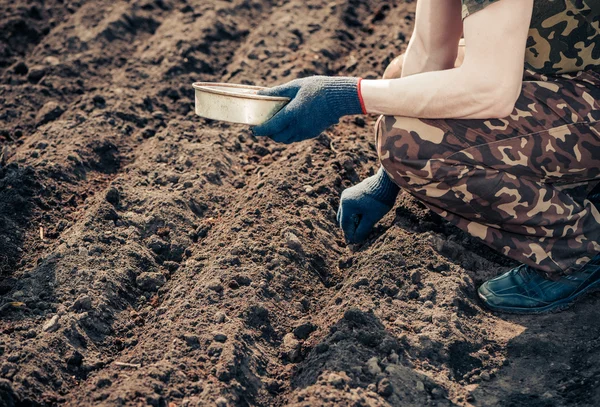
[516,264,538,283]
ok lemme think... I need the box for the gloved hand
[337,167,400,244]
[252,76,365,144]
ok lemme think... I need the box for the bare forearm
[362,0,532,120]
[361,66,509,119]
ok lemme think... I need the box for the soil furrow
[3,1,600,406]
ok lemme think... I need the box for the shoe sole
[479,278,600,315]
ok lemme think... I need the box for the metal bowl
[192,82,289,125]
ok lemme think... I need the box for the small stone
[415,380,425,392]
[282,333,301,362]
[365,357,381,376]
[410,270,422,284]
[424,300,434,308]
[43,315,60,332]
[105,187,119,206]
[304,185,314,194]
[36,101,64,126]
[207,280,223,293]
[293,322,316,340]
[285,232,303,252]
[480,371,491,381]
[327,373,345,388]
[72,295,92,312]
[283,332,300,349]
[377,378,393,397]
[215,397,228,407]
[213,332,227,343]
[214,312,226,323]
[136,272,166,291]
[43,56,60,66]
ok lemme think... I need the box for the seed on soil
[42,315,60,333]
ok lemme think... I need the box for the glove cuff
[325,77,366,117]
[366,167,400,207]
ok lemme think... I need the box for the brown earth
[1,0,600,406]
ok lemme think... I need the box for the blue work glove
[337,167,400,244]
[252,76,365,144]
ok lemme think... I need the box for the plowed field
[2,1,600,406]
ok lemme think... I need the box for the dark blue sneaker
[478,254,600,314]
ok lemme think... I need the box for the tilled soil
[1,0,600,406]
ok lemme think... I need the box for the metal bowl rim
[192,82,290,102]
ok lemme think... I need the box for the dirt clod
[36,101,64,127]
[136,272,166,291]
[72,295,92,312]
[377,378,394,397]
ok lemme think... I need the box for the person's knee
[382,54,405,80]
[376,115,418,181]
[376,115,448,184]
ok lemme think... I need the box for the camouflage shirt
[462,0,600,74]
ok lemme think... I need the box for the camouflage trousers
[376,70,600,277]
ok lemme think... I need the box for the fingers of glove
[257,82,299,99]
[352,214,377,243]
[270,124,301,144]
[340,210,360,243]
[252,106,294,137]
